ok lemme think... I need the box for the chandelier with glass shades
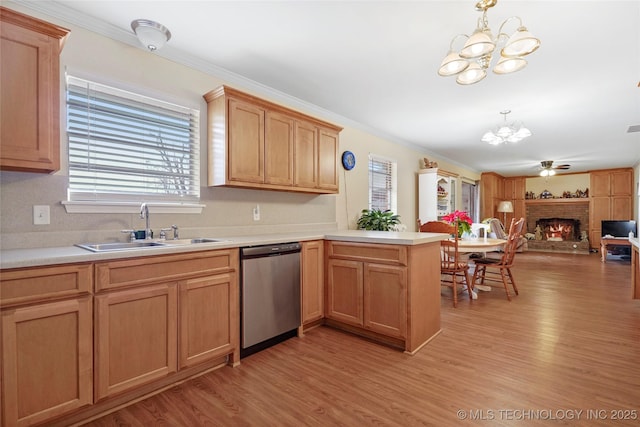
[438,0,541,85]
[481,110,531,145]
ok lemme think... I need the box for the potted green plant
[356,209,401,231]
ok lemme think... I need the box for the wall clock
[341,151,356,170]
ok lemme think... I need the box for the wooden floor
[84,252,640,426]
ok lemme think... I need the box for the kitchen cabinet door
[590,171,610,197]
[293,120,318,188]
[363,263,407,339]
[265,111,294,186]
[326,258,363,327]
[94,283,177,401]
[2,297,92,427]
[0,8,69,173]
[611,196,632,220]
[611,169,632,196]
[317,128,339,191]
[179,272,239,369]
[228,98,265,184]
[301,240,324,324]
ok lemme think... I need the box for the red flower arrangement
[442,210,472,237]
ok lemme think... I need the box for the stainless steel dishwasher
[240,242,301,357]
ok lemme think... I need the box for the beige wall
[0,4,480,249]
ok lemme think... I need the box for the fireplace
[536,218,580,241]
[526,200,590,254]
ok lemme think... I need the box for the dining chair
[419,221,473,307]
[471,217,525,301]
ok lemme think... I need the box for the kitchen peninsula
[0,230,446,427]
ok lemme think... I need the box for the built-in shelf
[525,198,590,205]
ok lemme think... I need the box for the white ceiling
[15,0,640,177]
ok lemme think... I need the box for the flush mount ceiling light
[481,110,531,145]
[131,19,171,52]
[438,0,541,85]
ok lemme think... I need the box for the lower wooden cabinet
[93,249,239,401]
[179,273,238,368]
[1,297,93,427]
[326,258,364,326]
[363,263,407,338]
[94,283,178,401]
[301,240,324,325]
[1,249,239,426]
[326,259,406,338]
[325,240,441,353]
[326,242,408,340]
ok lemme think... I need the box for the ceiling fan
[539,160,570,176]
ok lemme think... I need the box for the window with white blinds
[368,154,397,212]
[66,76,200,203]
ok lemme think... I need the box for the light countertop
[1,230,448,269]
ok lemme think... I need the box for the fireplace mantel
[525,198,589,205]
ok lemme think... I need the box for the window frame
[368,153,398,213]
[63,75,204,214]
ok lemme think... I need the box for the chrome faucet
[139,203,152,239]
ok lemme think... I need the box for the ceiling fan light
[438,51,469,76]
[459,29,495,59]
[502,27,540,57]
[456,62,487,85]
[548,169,556,176]
[493,55,527,74]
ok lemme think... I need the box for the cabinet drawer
[327,241,407,266]
[1,264,92,307]
[96,249,238,292]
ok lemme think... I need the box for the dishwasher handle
[241,242,301,258]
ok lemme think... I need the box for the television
[601,220,637,238]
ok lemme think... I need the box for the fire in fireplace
[536,218,580,241]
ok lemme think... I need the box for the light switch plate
[33,205,50,225]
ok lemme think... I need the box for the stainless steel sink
[75,241,167,252]
[75,238,228,252]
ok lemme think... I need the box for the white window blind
[368,154,397,212]
[66,76,200,203]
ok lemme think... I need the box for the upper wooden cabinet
[203,85,342,194]
[504,177,525,200]
[0,7,69,173]
[590,168,633,197]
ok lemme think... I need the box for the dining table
[453,237,507,296]
[455,237,507,253]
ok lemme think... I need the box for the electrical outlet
[253,205,260,221]
[33,205,50,225]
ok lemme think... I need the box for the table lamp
[497,201,514,225]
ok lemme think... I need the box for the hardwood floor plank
[83,252,640,426]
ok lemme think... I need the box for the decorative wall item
[423,157,438,168]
